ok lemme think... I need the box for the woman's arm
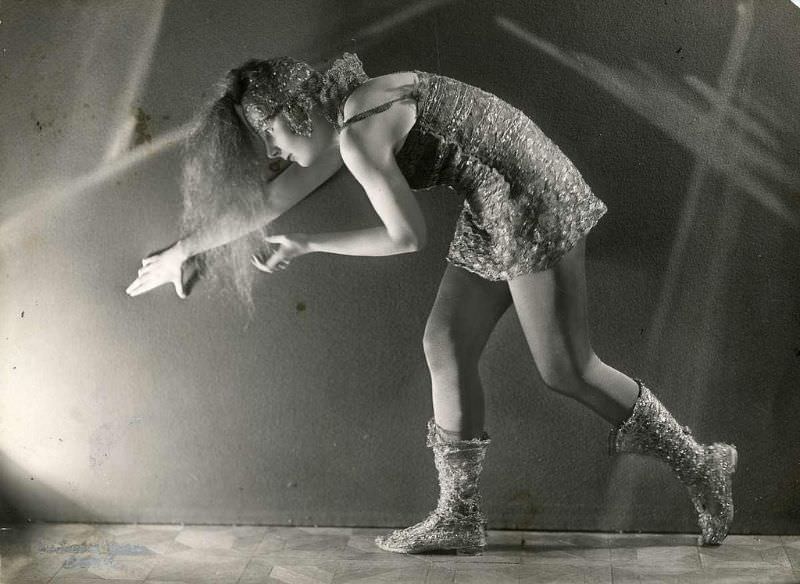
[126,147,343,297]
[306,225,421,255]
[296,135,428,257]
[251,225,420,273]
[337,115,427,251]
[180,146,343,257]
[251,112,427,273]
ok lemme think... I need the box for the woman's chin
[292,156,309,167]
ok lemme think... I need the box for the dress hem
[444,207,606,282]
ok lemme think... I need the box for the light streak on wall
[497,3,792,532]
[0,123,192,245]
[495,13,798,226]
[103,2,166,161]
[339,0,454,53]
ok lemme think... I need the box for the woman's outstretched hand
[251,234,309,274]
[126,241,190,298]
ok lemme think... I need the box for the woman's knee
[423,315,458,366]
[536,352,602,396]
[422,314,481,371]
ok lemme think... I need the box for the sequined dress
[338,67,607,281]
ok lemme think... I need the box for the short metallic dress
[340,69,607,281]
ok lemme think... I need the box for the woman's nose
[264,137,281,158]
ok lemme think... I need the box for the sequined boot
[609,378,737,545]
[375,418,491,554]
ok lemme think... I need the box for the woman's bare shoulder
[341,71,418,121]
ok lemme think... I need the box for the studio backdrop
[1,0,799,534]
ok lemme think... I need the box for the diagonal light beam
[644,0,756,363]
[0,123,193,245]
[103,1,166,161]
[495,14,798,227]
[317,0,455,60]
[351,0,454,44]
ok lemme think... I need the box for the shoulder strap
[340,94,414,129]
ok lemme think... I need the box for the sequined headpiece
[238,53,368,137]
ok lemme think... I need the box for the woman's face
[261,109,336,167]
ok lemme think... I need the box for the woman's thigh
[424,264,513,363]
[506,237,594,386]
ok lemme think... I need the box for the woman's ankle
[435,422,484,441]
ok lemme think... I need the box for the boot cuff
[609,378,648,455]
[426,418,491,448]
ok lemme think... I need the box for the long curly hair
[179,53,368,311]
[180,63,274,312]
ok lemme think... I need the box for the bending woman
[126,53,737,552]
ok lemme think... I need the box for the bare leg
[375,265,511,554]
[509,237,736,545]
[507,237,640,425]
[423,264,513,438]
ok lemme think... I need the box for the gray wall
[1,0,799,535]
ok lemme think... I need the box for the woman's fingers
[126,276,142,295]
[126,274,156,296]
[264,235,287,246]
[173,276,187,299]
[129,246,187,298]
[266,253,289,272]
[251,254,271,272]
[251,252,290,273]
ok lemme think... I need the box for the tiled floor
[1,524,799,584]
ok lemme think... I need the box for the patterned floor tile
[0,553,67,582]
[332,561,428,583]
[520,531,611,567]
[723,535,785,546]
[698,538,791,569]
[342,533,385,556]
[90,524,144,538]
[612,566,800,584]
[173,525,266,555]
[237,557,339,584]
[443,547,520,565]
[144,552,250,584]
[782,536,800,570]
[452,564,518,583]
[520,532,611,549]
[518,563,613,583]
[297,528,353,537]
[424,563,456,583]
[253,528,350,557]
[49,580,146,584]
[610,544,701,571]
[49,555,158,581]
[4,524,799,584]
[93,526,187,558]
[603,533,701,548]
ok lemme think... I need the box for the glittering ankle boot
[375,418,491,554]
[609,378,738,545]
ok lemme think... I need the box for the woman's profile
[126,53,737,554]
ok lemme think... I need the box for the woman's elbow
[393,229,427,253]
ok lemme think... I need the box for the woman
[126,53,737,553]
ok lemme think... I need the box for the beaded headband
[240,57,318,136]
[238,53,368,137]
